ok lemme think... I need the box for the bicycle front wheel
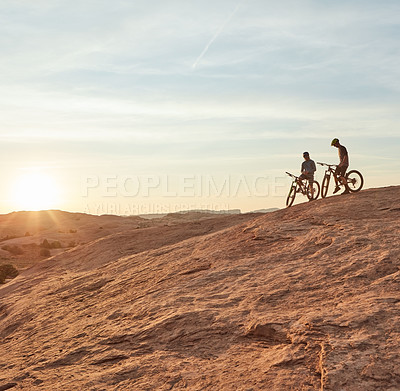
[321,174,330,198]
[346,170,364,192]
[286,184,297,207]
[307,181,320,200]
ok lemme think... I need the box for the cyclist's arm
[311,161,316,173]
[338,146,349,166]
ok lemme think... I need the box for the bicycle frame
[286,172,307,193]
[319,163,337,178]
[285,172,320,207]
[318,163,336,198]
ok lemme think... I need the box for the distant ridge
[139,209,242,219]
[138,208,280,219]
[249,207,279,213]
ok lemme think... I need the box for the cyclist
[331,138,350,194]
[298,151,316,199]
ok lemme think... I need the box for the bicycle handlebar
[317,162,337,168]
[285,172,298,179]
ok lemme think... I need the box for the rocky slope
[0,210,255,270]
[0,186,399,390]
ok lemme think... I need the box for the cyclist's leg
[341,166,350,193]
[333,167,342,193]
[297,174,306,191]
[336,166,347,184]
[308,175,315,198]
[334,166,342,185]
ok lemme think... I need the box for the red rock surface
[0,210,250,270]
[1,186,400,390]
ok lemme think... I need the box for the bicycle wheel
[321,174,330,198]
[286,184,297,207]
[346,170,364,192]
[307,181,320,200]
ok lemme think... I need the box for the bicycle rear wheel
[286,184,297,207]
[346,170,364,192]
[321,174,330,198]
[307,181,320,200]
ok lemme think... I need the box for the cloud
[192,1,244,69]
[1,2,399,156]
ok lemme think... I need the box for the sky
[1,0,399,214]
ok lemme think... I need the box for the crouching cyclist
[297,151,316,200]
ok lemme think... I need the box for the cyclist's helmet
[331,138,339,146]
[303,151,309,157]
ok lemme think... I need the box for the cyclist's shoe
[333,185,340,194]
[341,189,350,195]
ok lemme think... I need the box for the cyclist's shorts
[335,165,348,177]
[299,173,314,184]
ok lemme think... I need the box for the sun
[12,171,60,211]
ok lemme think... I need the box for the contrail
[192,2,243,69]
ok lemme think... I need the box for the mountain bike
[317,162,364,198]
[285,172,320,207]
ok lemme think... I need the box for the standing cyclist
[331,138,350,195]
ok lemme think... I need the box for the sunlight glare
[13,171,60,211]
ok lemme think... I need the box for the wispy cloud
[192,1,244,69]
